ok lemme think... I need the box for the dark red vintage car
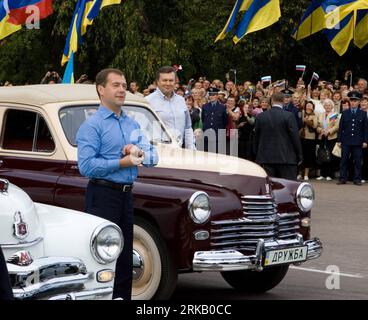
[0,85,322,299]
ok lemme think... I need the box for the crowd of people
[137,70,368,184]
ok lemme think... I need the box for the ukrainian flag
[0,1,21,40]
[292,0,326,40]
[62,0,121,66]
[354,9,368,48]
[233,0,281,44]
[62,51,75,84]
[324,11,355,56]
[215,0,244,42]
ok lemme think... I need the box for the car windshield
[59,104,172,146]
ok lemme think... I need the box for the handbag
[332,143,341,158]
[316,139,332,165]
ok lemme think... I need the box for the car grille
[210,195,300,252]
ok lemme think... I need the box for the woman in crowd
[298,101,318,181]
[251,97,263,116]
[316,98,340,181]
[185,95,202,135]
[237,101,255,160]
[260,97,270,111]
[340,98,350,113]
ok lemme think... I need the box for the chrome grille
[210,195,300,252]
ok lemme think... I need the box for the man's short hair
[271,92,285,105]
[95,68,124,97]
[156,66,176,81]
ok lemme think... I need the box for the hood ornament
[7,251,33,266]
[13,211,29,240]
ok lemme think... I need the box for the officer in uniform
[200,87,228,153]
[337,91,368,185]
[282,89,303,130]
[0,247,13,300]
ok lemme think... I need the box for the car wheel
[132,216,177,300]
[220,266,289,293]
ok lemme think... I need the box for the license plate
[264,246,308,267]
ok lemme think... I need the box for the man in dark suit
[200,87,228,153]
[0,247,13,300]
[337,91,368,186]
[254,92,303,180]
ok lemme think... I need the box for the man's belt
[90,179,133,192]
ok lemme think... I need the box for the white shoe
[326,176,332,181]
[362,180,366,184]
[304,176,309,181]
[316,176,324,181]
[297,175,302,180]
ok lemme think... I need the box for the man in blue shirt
[76,69,158,300]
[146,66,195,149]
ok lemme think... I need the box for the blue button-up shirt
[76,105,158,184]
[146,88,195,149]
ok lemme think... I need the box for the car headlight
[296,183,315,213]
[188,191,211,224]
[91,224,123,264]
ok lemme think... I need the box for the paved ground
[171,180,368,300]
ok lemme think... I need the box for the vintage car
[0,178,123,300]
[0,85,322,300]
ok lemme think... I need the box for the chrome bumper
[193,236,322,272]
[48,287,113,300]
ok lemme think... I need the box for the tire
[132,216,177,300]
[221,265,289,293]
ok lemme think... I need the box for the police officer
[200,87,228,153]
[337,91,368,185]
[0,247,13,300]
[282,89,303,130]
[76,69,158,300]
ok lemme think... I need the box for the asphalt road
[171,181,368,300]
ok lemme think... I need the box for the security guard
[0,247,13,300]
[200,87,228,153]
[282,89,303,130]
[337,91,368,185]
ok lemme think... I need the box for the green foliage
[0,0,366,86]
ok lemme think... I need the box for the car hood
[0,183,43,245]
[156,144,267,178]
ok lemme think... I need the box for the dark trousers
[340,145,363,182]
[0,247,13,300]
[85,181,133,300]
[261,164,297,180]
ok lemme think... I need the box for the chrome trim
[188,191,211,225]
[193,237,323,272]
[0,178,9,194]
[132,249,144,281]
[7,256,91,299]
[296,182,315,213]
[48,287,113,300]
[90,222,123,265]
[1,237,43,249]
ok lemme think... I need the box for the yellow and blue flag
[324,11,355,56]
[0,1,21,40]
[62,51,75,83]
[216,0,280,44]
[354,9,368,48]
[233,0,281,44]
[62,0,121,66]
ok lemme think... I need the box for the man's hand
[363,143,368,149]
[123,144,144,157]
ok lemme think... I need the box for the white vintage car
[0,178,123,300]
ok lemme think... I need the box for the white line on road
[290,266,365,279]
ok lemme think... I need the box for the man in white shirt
[146,66,195,149]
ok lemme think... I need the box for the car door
[0,106,67,205]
